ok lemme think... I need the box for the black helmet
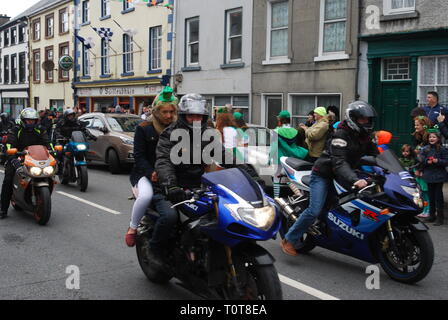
[63,108,76,122]
[345,101,377,134]
[0,112,9,123]
[178,93,209,130]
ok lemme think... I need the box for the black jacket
[6,125,51,151]
[0,120,14,134]
[155,121,259,189]
[55,118,94,140]
[313,120,379,189]
[130,121,160,189]
[417,144,448,183]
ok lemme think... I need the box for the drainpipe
[170,0,177,90]
[355,0,362,101]
[73,0,79,108]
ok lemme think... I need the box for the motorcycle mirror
[54,145,63,152]
[6,148,18,155]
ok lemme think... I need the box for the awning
[1,91,28,99]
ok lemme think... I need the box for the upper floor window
[33,50,40,82]
[4,30,9,46]
[101,0,111,17]
[46,14,54,38]
[4,56,9,83]
[10,28,17,45]
[82,1,90,24]
[263,0,290,64]
[45,46,54,82]
[59,43,70,81]
[123,0,134,11]
[226,8,243,63]
[19,25,25,42]
[384,0,416,15]
[101,39,110,75]
[82,44,90,77]
[19,52,26,83]
[32,19,41,41]
[123,34,134,73]
[59,8,69,34]
[186,17,199,66]
[149,26,162,70]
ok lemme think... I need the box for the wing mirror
[6,148,18,155]
[54,145,63,152]
[99,127,109,134]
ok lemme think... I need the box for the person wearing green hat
[270,110,309,197]
[299,106,330,162]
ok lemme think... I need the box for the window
[59,43,69,81]
[11,54,17,83]
[4,56,9,83]
[0,57,2,83]
[101,0,111,17]
[19,25,25,42]
[3,30,9,46]
[45,46,54,82]
[60,8,69,34]
[10,28,17,45]
[82,1,90,23]
[418,56,448,107]
[82,44,90,77]
[316,0,348,61]
[264,0,290,64]
[46,14,54,38]
[226,8,243,63]
[384,0,416,15]
[19,52,26,83]
[123,0,134,11]
[32,19,40,41]
[150,26,162,70]
[33,50,40,82]
[382,57,410,81]
[212,95,250,121]
[290,94,341,127]
[123,34,134,73]
[186,17,199,66]
[101,39,110,75]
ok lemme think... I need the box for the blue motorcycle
[276,149,434,284]
[135,168,283,300]
[56,131,89,192]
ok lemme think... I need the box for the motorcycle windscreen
[376,149,405,173]
[202,168,264,204]
[71,131,86,143]
[26,145,50,160]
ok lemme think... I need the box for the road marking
[0,169,4,173]
[56,191,121,215]
[279,274,340,300]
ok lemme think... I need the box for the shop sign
[77,85,163,97]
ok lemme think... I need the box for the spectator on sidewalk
[300,107,329,162]
[422,91,448,126]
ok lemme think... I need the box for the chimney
[0,14,11,26]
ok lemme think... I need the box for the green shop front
[361,29,448,152]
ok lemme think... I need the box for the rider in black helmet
[281,101,379,256]
[54,108,96,141]
[0,112,14,134]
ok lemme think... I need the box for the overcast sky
[1,0,42,19]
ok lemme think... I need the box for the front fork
[384,220,403,260]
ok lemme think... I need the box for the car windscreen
[107,117,143,132]
[376,149,405,173]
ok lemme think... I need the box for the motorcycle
[56,131,89,192]
[0,131,9,165]
[7,145,58,225]
[135,168,283,300]
[275,149,434,284]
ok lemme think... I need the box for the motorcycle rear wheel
[34,187,51,225]
[377,228,434,284]
[77,166,88,192]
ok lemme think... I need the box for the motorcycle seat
[285,158,313,171]
[301,175,311,186]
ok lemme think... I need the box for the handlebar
[170,188,216,209]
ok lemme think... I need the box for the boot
[434,210,444,226]
[0,211,7,219]
[424,211,436,223]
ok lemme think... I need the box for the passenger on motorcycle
[154,93,262,262]
[0,108,52,219]
[281,101,379,256]
[125,86,178,248]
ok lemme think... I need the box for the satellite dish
[42,60,55,72]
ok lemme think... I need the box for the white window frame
[315,0,349,62]
[381,57,411,82]
[82,44,90,76]
[261,93,283,126]
[186,17,200,67]
[263,0,291,65]
[383,0,416,16]
[417,55,448,106]
[226,8,243,64]
[34,51,40,81]
[101,0,111,17]
[33,20,40,41]
[123,0,134,11]
[61,45,69,79]
[288,93,342,125]
[46,48,54,81]
[101,39,110,75]
[82,0,90,23]
[150,26,162,70]
[123,34,134,73]
[61,9,69,33]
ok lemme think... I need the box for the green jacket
[270,125,308,164]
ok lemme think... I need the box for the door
[265,96,282,129]
[379,82,414,153]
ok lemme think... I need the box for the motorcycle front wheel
[77,166,88,192]
[377,226,434,284]
[34,187,52,225]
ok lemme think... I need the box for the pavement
[0,165,447,300]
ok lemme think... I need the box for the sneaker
[281,239,298,256]
[417,213,429,218]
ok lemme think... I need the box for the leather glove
[166,186,188,204]
[10,158,22,170]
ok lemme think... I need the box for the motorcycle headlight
[29,167,43,176]
[76,144,87,151]
[237,205,276,231]
[402,186,423,208]
[43,166,55,175]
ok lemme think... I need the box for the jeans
[1,161,16,213]
[285,172,330,246]
[149,193,178,251]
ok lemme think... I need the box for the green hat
[57,107,63,112]
[277,110,291,119]
[160,86,176,102]
[233,112,243,120]
[314,106,327,117]
[217,107,230,114]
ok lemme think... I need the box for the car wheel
[108,149,121,174]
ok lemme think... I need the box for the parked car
[79,113,143,173]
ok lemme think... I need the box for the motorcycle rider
[0,108,52,219]
[154,93,262,262]
[0,112,14,134]
[281,101,379,256]
[54,108,96,142]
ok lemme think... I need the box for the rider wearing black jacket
[54,109,96,141]
[0,113,14,134]
[281,101,379,256]
[0,108,51,219]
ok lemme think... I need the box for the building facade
[359,0,448,150]
[173,0,253,121]
[252,0,360,128]
[28,0,75,111]
[73,0,173,114]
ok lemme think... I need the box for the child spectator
[417,128,448,226]
[399,144,416,171]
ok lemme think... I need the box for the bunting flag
[75,34,94,49]
[111,0,174,10]
[92,27,114,42]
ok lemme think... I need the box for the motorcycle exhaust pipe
[274,197,295,216]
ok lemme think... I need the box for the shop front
[0,91,29,119]
[77,84,163,115]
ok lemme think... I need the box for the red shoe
[125,230,136,247]
[281,239,298,256]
